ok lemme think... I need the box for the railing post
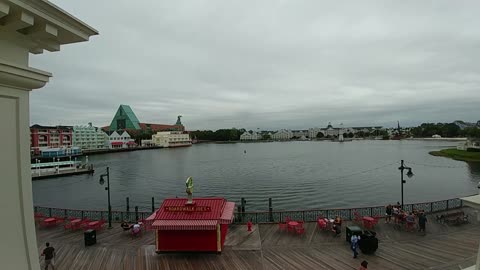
[101,211,104,220]
[268,198,273,222]
[370,207,373,217]
[126,197,130,212]
[135,206,139,222]
[64,209,67,219]
[326,210,329,219]
[81,211,84,219]
[255,212,258,223]
[302,211,305,221]
[237,206,242,223]
[446,200,449,210]
[48,208,52,217]
[152,197,155,213]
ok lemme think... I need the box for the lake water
[32,140,480,211]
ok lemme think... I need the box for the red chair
[295,226,305,235]
[278,222,287,232]
[317,219,327,230]
[63,222,73,231]
[353,211,363,225]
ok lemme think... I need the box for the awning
[152,220,218,230]
[220,202,235,224]
[127,141,136,145]
[461,194,480,209]
[111,142,123,146]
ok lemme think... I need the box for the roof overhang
[461,194,480,209]
[0,0,98,54]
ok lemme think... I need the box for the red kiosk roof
[155,197,227,220]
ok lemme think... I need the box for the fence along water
[34,197,464,224]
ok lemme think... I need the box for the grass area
[429,148,480,162]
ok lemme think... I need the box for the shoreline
[429,148,480,162]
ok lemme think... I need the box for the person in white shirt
[351,234,361,258]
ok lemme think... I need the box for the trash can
[84,229,96,246]
[359,230,378,254]
[346,225,363,243]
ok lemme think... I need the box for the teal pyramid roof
[109,105,141,131]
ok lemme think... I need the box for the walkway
[36,208,479,270]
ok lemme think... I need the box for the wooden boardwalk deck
[36,208,480,270]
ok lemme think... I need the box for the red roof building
[151,197,235,253]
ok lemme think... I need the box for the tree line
[410,123,480,138]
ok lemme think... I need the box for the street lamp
[99,167,112,228]
[398,160,414,208]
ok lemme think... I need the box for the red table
[87,221,100,230]
[363,216,375,229]
[70,219,82,230]
[43,218,57,227]
[287,221,299,233]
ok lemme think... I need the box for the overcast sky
[30,0,480,130]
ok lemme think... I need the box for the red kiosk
[152,177,235,253]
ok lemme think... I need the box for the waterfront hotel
[104,104,185,134]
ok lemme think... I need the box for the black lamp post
[398,160,414,208]
[99,166,112,228]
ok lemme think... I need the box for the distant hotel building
[73,123,108,150]
[272,129,294,140]
[309,123,383,138]
[152,131,192,148]
[30,125,73,154]
[240,131,261,141]
[104,105,184,134]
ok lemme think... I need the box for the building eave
[1,0,98,54]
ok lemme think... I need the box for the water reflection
[467,162,480,182]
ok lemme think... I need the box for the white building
[272,129,293,140]
[152,131,192,147]
[108,131,136,149]
[73,123,108,150]
[292,130,308,138]
[0,1,97,269]
[308,128,324,138]
[240,131,261,141]
[141,139,155,147]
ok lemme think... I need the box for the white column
[0,63,49,270]
[0,1,97,268]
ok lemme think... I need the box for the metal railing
[34,206,153,223]
[34,197,464,224]
[233,198,464,224]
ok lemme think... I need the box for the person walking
[40,242,55,270]
[359,260,368,270]
[351,234,361,258]
[385,204,393,223]
[418,211,427,235]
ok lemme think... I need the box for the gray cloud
[30,0,480,130]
